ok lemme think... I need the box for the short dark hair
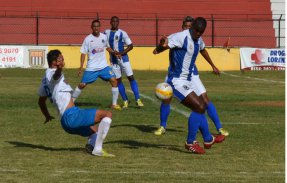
[193,17,207,30]
[47,49,61,66]
[182,16,194,24]
[91,19,100,27]
[110,16,119,22]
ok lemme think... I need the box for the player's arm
[78,53,86,77]
[106,47,120,58]
[153,36,169,54]
[38,96,54,124]
[200,48,220,75]
[120,43,133,56]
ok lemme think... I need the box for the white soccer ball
[155,82,173,100]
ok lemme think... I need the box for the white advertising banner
[0,45,49,69]
[0,46,24,68]
[240,48,285,70]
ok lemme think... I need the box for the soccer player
[154,16,229,137]
[153,17,225,154]
[38,49,114,157]
[72,19,121,110]
[104,16,144,108]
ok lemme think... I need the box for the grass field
[0,69,285,183]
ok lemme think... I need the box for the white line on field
[221,71,285,84]
[126,90,280,125]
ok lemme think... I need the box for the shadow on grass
[74,102,102,107]
[111,124,183,133]
[6,141,83,152]
[106,140,189,153]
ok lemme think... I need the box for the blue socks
[206,102,222,130]
[130,80,140,100]
[187,112,213,144]
[118,82,128,101]
[160,103,170,128]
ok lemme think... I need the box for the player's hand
[159,36,168,47]
[44,116,55,124]
[153,48,158,54]
[77,68,83,77]
[114,51,122,59]
[212,66,220,75]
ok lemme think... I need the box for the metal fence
[0,14,285,48]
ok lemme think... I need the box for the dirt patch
[238,101,285,107]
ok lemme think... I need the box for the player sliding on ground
[153,17,225,154]
[38,49,115,157]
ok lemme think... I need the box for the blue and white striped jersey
[104,29,132,64]
[167,29,204,81]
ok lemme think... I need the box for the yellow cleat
[122,100,129,108]
[218,128,229,136]
[154,126,166,135]
[111,104,122,110]
[136,99,144,107]
[92,149,115,158]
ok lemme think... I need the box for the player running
[153,17,225,154]
[154,16,229,137]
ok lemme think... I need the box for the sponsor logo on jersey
[183,85,190,90]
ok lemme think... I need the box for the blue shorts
[61,106,97,137]
[81,66,115,84]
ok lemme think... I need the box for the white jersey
[38,68,73,118]
[104,29,132,64]
[167,29,205,81]
[80,33,109,71]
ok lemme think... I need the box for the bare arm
[38,96,54,124]
[78,53,86,77]
[200,48,220,75]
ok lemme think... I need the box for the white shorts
[169,75,206,101]
[112,59,133,79]
[191,74,206,96]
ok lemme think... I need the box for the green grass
[0,69,285,183]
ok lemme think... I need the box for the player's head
[191,17,207,40]
[182,16,194,30]
[91,19,101,36]
[47,49,63,67]
[110,16,119,30]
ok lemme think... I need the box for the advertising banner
[0,46,24,68]
[240,48,285,70]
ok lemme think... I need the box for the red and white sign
[0,46,24,68]
[240,48,285,70]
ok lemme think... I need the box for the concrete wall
[49,46,240,71]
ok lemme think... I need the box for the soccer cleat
[136,99,144,107]
[154,126,166,135]
[85,144,94,154]
[185,141,205,154]
[203,134,225,149]
[111,104,122,110]
[92,149,115,158]
[122,100,129,108]
[218,128,229,136]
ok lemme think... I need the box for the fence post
[36,11,39,45]
[211,14,214,47]
[96,12,99,20]
[156,15,158,46]
[278,14,282,48]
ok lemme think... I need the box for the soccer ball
[155,82,173,100]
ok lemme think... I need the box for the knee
[78,83,86,89]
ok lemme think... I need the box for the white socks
[72,87,82,102]
[112,87,119,105]
[92,117,112,153]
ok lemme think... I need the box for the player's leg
[154,98,172,135]
[192,74,229,136]
[92,110,115,157]
[112,64,129,107]
[123,61,143,107]
[100,66,121,110]
[72,71,98,102]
